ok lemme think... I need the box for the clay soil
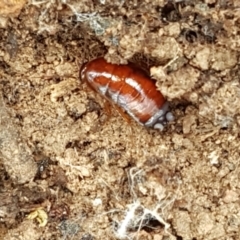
[0,0,240,240]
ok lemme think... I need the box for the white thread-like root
[113,167,176,240]
[115,201,171,240]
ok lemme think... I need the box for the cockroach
[80,58,174,130]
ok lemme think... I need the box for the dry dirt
[0,0,240,240]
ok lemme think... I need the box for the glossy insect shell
[80,58,173,130]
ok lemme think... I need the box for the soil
[0,0,240,240]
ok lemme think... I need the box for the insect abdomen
[80,58,174,129]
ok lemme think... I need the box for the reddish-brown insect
[80,58,174,130]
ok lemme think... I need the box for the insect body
[80,58,174,130]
